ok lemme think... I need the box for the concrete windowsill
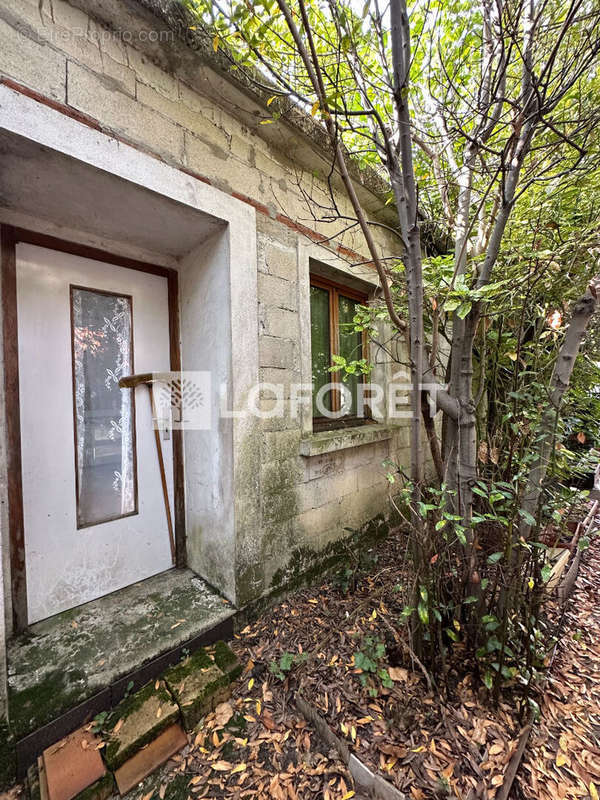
[299,423,398,457]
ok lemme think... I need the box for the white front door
[17,243,175,624]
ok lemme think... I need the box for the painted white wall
[179,230,236,601]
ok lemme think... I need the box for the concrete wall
[179,232,236,602]
[0,0,412,608]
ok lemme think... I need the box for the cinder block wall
[0,0,413,607]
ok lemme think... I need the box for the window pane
[338,294,363,417]
[310,285,331,416]
[72,287,137,527]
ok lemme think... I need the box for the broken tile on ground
[104,681,179,772]
[163,642,240,731]
[43,727,110,800]
[114,724,187,795]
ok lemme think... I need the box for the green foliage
[181,0,600,703]
[352,636,393,696]
[390,475,565,702]
[269,651,308,680]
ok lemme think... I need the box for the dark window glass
[310,285,331,417]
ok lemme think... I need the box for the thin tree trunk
[520,277,600,536]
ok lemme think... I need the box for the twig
[495,721,533,800]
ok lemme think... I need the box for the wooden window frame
[310,274,370,430]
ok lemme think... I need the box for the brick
[261,487,299,526]
[114,725,186,796]
[355,463,389,491]
[258,272,297,310]
[43,727,106,800]
[50,0,91,33]
[343,485,389,528]
[0,17,66,102]
[229,132,253,162]
[92,20,128,65]
[259,335,296,369]
[296,498,346,536]
[0,0,132,91]
[163,646,233,731]
[67,61,184,162]
[297,469,358,512]
[261,457,303,493]
[184,132,263,197]
[254,147,293,184]
[178,80,221,125]
[262,242,298,281]
[262,429,302,462]
[127,46,178,100]
[65,38,135,96]
[260,306,299,339]
[103,680,180,771]
[305,451,345,481]
[0,0,53,30]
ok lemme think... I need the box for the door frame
[0,225,186,632]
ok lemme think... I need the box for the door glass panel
[71,287,137,527]
[310,285,332,416]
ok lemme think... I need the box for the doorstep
[7,568,235,778]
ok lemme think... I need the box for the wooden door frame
[0,225,186,632]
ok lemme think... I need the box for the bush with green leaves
[353,636,394,697]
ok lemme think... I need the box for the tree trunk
[520,277,600,536]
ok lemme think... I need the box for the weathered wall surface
[0,0,412,642]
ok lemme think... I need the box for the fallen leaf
[214,702,234,727]
[211,760,233,771]
[389,667,409,682]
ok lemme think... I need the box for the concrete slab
[8,569,234,741]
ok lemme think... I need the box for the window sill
[299,423,398,457]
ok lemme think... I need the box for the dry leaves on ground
[517,534,600,800]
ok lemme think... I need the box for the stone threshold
[8,569,236,779]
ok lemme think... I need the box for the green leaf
[444,298,461,312]
[519,509,536,526]
[279,652,294,672]
[487,552,503,564]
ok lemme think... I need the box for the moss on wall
[236,512,390,627]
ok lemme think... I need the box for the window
[310,275,369,430]
[71,286,137,528]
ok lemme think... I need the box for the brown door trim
[0,225,186,631]
[1,225,28,632]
